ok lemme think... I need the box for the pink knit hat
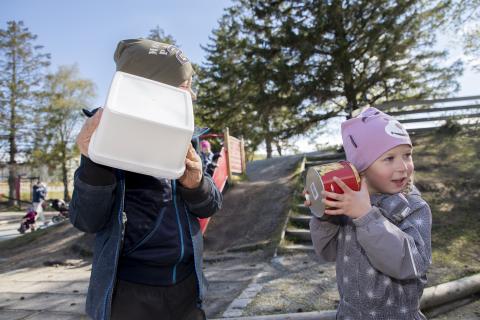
[341,107,411,172]
[200,140,211,149]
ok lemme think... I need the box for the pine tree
[198,4,340,157]
[198,0,463,157]
[448,0,480,72]
[295,0,462,116]
[0,21,50,205]
[147,25,178,45]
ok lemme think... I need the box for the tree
[198,0,462,157]
[197,5,340,158]
[304,0,462,114]
[0,21,50,205]
[33,65,95,201]
[147,25,178,45]
[448,0,480,72]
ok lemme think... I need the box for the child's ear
[360,173,371,189]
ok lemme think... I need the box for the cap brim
[193,127,210,138]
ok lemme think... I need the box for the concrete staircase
[279,152,345,253]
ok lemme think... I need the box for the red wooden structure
[198,128,246,233]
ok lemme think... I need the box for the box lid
[106,71,193,129]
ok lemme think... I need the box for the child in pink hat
[200,140,214,172]
[308,107,432,319]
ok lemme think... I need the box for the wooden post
[240,136,246,174]
[224,127,233,183]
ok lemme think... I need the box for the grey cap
[113,38,194,87]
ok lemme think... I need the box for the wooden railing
[373,95,480,133]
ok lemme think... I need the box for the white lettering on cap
[175,50,189,65]
[149,43,169,56]
[148,42,161,55]
[163,45,190,64]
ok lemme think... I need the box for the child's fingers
[185,158,201,170]
[303,200,312,207]
[86,108,103,132]
[325,208,344,215]
[322,198,341,208]
[333,176,352,193]
[321,190,343,200]
[185,144,198,160]
[92,108,103,123]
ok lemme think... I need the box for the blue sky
[1,0,234,106]
[2,0,479,107]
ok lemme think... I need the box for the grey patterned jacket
[310,186,432,320]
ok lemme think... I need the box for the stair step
[304,159,339,169]
[279,244,315,253]
[285,228,311,242]
[306,152,345,162]
[290,215,311,228]
[294,204,311,215]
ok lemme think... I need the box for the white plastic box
[88,71,194,179]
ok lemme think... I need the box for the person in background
[17,206,37,234]
[200,140,214,173]
[32,180,47,225]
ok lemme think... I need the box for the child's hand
[179,144,203,189]
[76,108,103,157]
[302,190,312,207]
[322,177,371,219]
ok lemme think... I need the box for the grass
[280,157,310,246]
[413,126,480,282]
[283,125,480,283]
[230,173,248,183]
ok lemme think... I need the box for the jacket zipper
[184,203,202,305]
[103,172,126,320]
[172,180,185,284]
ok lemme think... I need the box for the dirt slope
[204,155,303,254]
[0,154,304,272]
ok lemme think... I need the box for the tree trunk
[265,135,273,159]
[276,141,282,156]
[7,165,17,206]
[61,146,70,201]
[330,0,358,119]
[7,92,17,205]
[262,116,273,159]
[7,34,18,206]
[62,162,69,201]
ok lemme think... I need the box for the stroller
[17,208,37,234]
[49,199,69,223]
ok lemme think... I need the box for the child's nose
[395,159,408,171]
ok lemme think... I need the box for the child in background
[200,141,214,168]
[307,107,432,319]
[200,140,215,175]
[32,180,47,224]
[18,207,37,234]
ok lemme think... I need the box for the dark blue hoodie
[70,155,222,320]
